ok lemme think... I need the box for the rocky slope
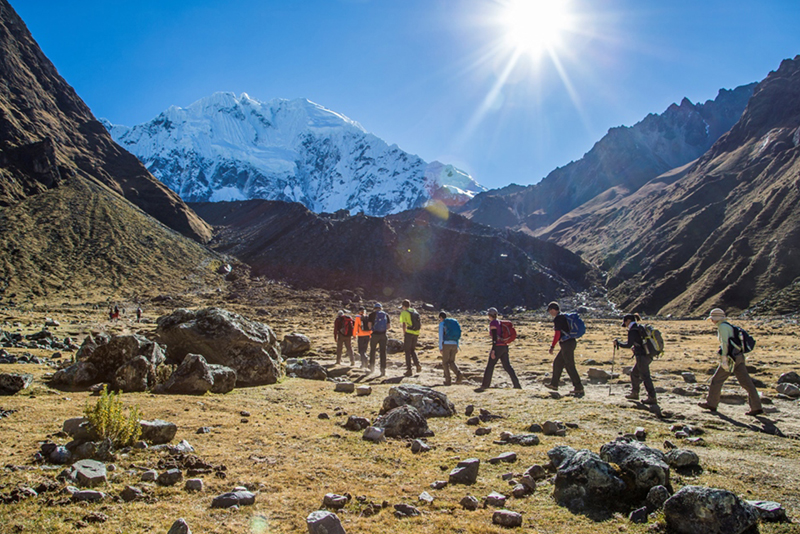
[0,0,210,243]
[457,84,756,232]
[190,200,601,311]
[104,93,486,216]
[554,56,800,315]
[0,0,221,301]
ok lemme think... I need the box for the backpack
[357,314,371,334]
[498,320,517,344]
[408,309,421,332]
[339,315,354,336]
[561,313,586,340]
[726,322,756,354]
[372,310,388,333]
[442,318,462,342]
[638,324,664,358]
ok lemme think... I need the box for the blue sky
[14,0,800,190]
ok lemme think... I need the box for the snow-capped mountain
[103,93,485,215]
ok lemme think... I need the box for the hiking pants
[481,345,521,389]
[630,353,656,399]
[404,332,420,371]
[706,351,763,411]
[357,336,370,367]
[550,338,583,391]
[441,344,462,385]
[336,335,353,364]
[369,332,388,373]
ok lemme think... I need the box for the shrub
[83,385,142,447]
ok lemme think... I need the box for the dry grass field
[1,287,799,533]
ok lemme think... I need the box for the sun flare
[500,0,572,57]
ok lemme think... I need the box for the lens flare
[501,0,572,58]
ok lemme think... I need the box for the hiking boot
[745,409,764,416]
[625,393,639,400]
[416,364,422,373]
[513,385,523,390]
[641,397,658,405]
[443,381,452,387]
[570,389,585,398]
[697,402,717,412]
[543,383,559,391]
[404,370,413,377]
[455,376,464,385]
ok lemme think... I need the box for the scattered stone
[374,405,432,438]
[356,385,372,396]
[547,445,577,469]
[460,495,480,510]
[323,493,348,509]
[663,440,677,450]
[489,452,517,464]
[380,384,456,418]
[485,491,507,507]
[629,506,649,524]
[528,423,543,433]
[139,419,178,444]
[334,382,355,393]
[666,448,700,469]
[475,427,492,436]
[466,416,480,426]
[211,490,256,509]
[647,485,671,511]
[512,484,530,498]
[0,373,34,395]
[286,359,327,381]
[746,500,788,523]
[411,439,431,453]
[587,368,613,382]
[167,518,192,534]
[141,470,157,482]
[318,413,330,420]
[185,478,204,492]
[449,458,480,485]
[71,490,105,502]
[542,421,564,436]
[169,440,195,455]
[465,404,475,416]
[777,371,800,385]
[418,491,434,504]
[635,427,647,441]
[503,434,540,447]
[492,510,523,528]
[196,427,211,434]
[599,440,670,501]
[362,426,386,443]
[157,469,183,487]
[394,503,421,518]
[686,437,706,446]
[501,472,514,481]
[83,512,108,523]
[681,372,697,383]
[70,460,107,488]
[306,510,346,534]
[154,354,236,395]
[672,387,702,397]
[49,445,72,465]
[430,480,448,490]
[664,486,758,534]
[776,383,800,398]
[524,465,547,481]
[553,449,625,509]
[120,485,143,502]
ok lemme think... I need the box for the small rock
[334,382,355,393]
[121,485,143,502]
[465,404,475,416]
[681,372,697,383]
[411,439,431,453]
[418,491,434,504]
[460,495,480,510]
[489,452,517,464]
[306,510,346,534]
[746,500,788,523]
[393,503,420,518]
[362,426,385,443]
[167,518,192,534]
[666,449,700,469]
[344,416,370,431]
[141,470,157,482]
[430,480,448,490]
[647,485,671,511]
[323,493,348,509]
[629,506,649,524]
[71,490,105,502]
[475,427,491,436]
[492,510,523,528]
[211,490,256,508]
[449,458,480,485]
[196,427,211,434]
[775,383,800,398]
[512,484,529,498]
[185,478,204,492]
[157,469,183,487]
[70,460,107,488]
[542,421,562,436]
[466,416,480,426]
[485,491,507,507]
[356,385,372,396]
[318,413,330,420]
[524,465,547,480]
[635,427,647,441]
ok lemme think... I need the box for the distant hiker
[368,302,391,376]
[478,307,521,391]
[353,306,372,369]
[136,307,142,323]
[333,310,355,366]
[438,311,463,386]
[545,302,584,397]
[400,299,422,376]
[108,307,114,321]
[614,313,658,405]
[698,308,763,416]
[114,305,119,319]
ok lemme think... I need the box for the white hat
[707,308,726,321]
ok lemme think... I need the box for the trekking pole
[609,343,616,396]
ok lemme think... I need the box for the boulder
[306,510,346,534]
[746,500,788,523]
[63,417,96,441]
[344,416,370,431]
[0,373,34,395]
[167,518,192,534]
[380,384,456,418]
[211,490,256,508]
[665,449,700,469]
[155,354,236,394]
[113,356,158,392]
[492,510,523,527]
[374,405,432,438]
[647,485,671,511]
[553,450,626,509]
[157,469,183,486]
[334,382,355,393]
[664,486,758,534]
[281,333,311,356]
[356,385,372,396]
[70,460,107,488]
[84,334,165,392]
[362,427,385,443]
[460,495,480,510]
[286,359,328,381]
[775,383,800,398]
[156,308,283,387]
[139,419,177,444]
[485,491,507,507]
[75,332,110,361]
[51,362,98,387]
[547,445,577,469]
[599,440,671,501]
[323,493,348,509]
[387,338,404,354]
[449,458,480,485]
[777,371,800,385]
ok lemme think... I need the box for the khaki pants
[441,344,462,385]
[336,336,353,364]
[706,351,762,411]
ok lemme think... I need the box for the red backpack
[339,315,354,336]
[498,320,517,344]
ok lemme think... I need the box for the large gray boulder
[374,405,433,438]
[86,334,165,392]
[281,333,311,356]
[139,419,177,444]
[553,449,626,510]
[380,384,456,418]
[156,308,283,387]
[75,332,111,361]
[599,439,671,501]
[449,458,480,485]
[664,486,758,534]
[155,354,236,394]
[69,460,107,488]
[50,361,98,387]
[286,358,328,380]
[0,372,34,395]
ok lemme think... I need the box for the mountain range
[103,93,485,216]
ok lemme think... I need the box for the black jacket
[617,322,647,357]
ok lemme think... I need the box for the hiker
[353,306,372,369]
[614,313,658,405]
[545,302,584,397]
[333,310,355,366]
[400,299,422,376]
[368,302,390,375]
[698,308,763,416]
[136,307,142,323]
[438,311,463,386]
[479,307,521,390]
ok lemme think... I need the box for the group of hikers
[107,305,143,322]
[332,300,764,417]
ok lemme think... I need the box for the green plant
[83,385,142,447]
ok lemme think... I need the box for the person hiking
[438,311,464,386]
[136,307,142,323]
[368,302,390,376]
[333,310,355,366]
[478,307,521,391]
[544,302,584,397]
[614,313,658,405]
[400,299,422,376]
[698,308,764,416]
[353,306,372,369]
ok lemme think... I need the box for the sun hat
[707,308,726,321]
[486,307,498,316]
[373,302,382,309]
[337,310,344,317]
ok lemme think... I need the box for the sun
[499,0,572,57]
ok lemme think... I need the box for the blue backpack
[372,310,388,333]
[442,318,461,342]
[561,313,586,340]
